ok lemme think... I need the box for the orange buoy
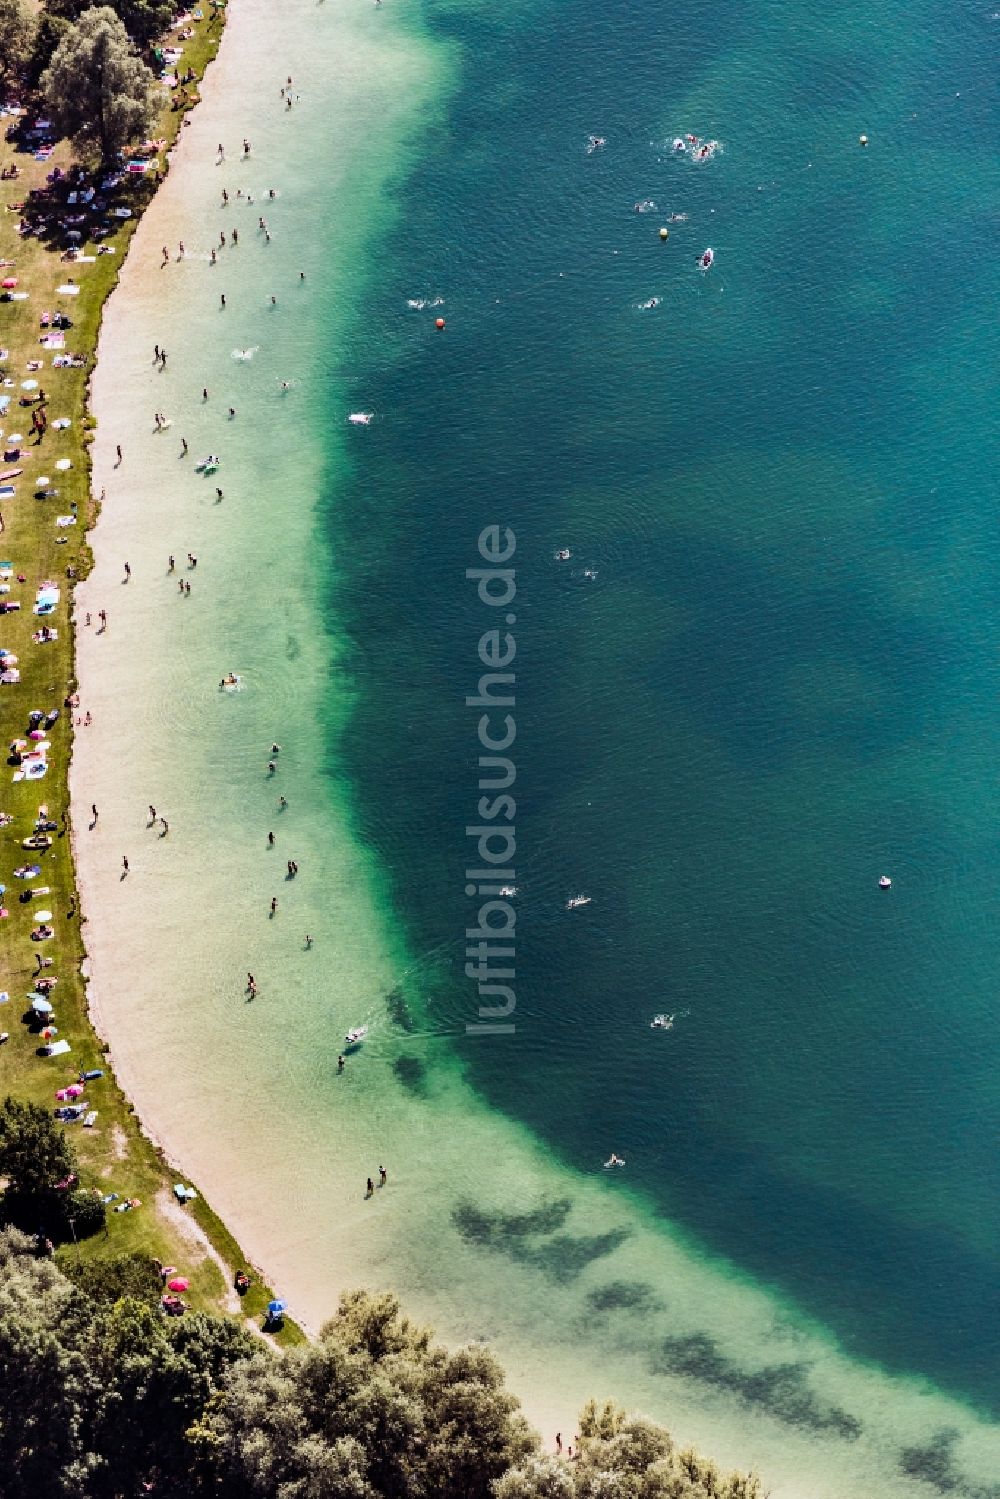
[435,317,446,330]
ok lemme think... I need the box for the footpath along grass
[0,3,303,1343]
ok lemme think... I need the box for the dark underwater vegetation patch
[453,1199,573,1245]
[392,1055,426,1093]
[653,1333,861,1439]
[385,987,415,1032]
[586,1279,664,1315]
[452,1199,630,1282]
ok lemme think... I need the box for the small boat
[347,412,373,426]
[698,247,714,271]
[498,885,517,897]
[344,1025,368,1047]
[879,874,892,889]
[565,894,591,910]
[650,1013,675,1030]
[586,135,606,153]
[603,1153,625,1169]
[195,455,220,472]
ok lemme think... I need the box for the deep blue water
[324,0,1000,1414]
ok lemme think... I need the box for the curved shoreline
[63,5,1000,1497]
[0,0,303,1330]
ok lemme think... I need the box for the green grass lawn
[0,3,303,1345]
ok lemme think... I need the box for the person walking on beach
[167,555,175,572]
[91,803,98,824]
[220,293,226,309]
[122,857,129,877]
[366,1178,374,1197]
[278,795,287,810]
[305,934,312,949]
[181,437,188,455]
[270,896,277,916]
[203,388,209,401]
[148,805,156,824]
[123,562,130,582]
[115,444,122,467]
[98,609,107,630]
[379,1164,387,1186]
[154,345,160,362]
[187,553,197,568]
[268,760,277,775]
[231,228,238,246]
[216,487,223,501]
[160,818,169,837]
[268,830,275,847]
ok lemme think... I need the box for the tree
[40,6,156,162]
[495,1455,577,1499]
[0,1228,99,1497]
[45,0,174,47]
[0,0,37,86]
[61,1250,162,1306]
[0,1096,75,1199]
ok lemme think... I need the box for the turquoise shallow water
[74,0,1000,1491]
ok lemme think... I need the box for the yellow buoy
[659,226,669,240]
[859,133,869,146]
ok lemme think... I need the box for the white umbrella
[21,379,38,391]
[34,909,53,921]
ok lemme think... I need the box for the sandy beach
[68,1,1000,1494]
